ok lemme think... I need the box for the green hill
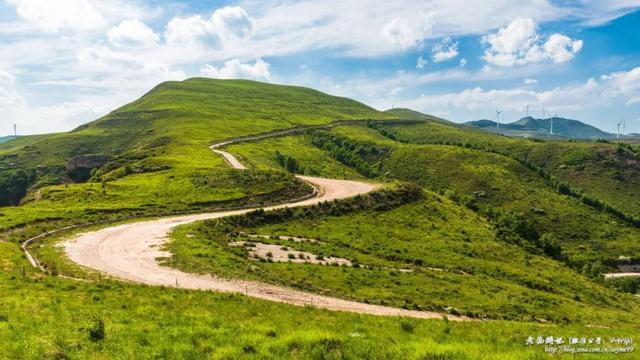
[384,108,450,123]
[0,78,393,236]
[466,116,614,139]
[1,79,639,358]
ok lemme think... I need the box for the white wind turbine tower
[495,110,502,129]
[617,117,626,140]
[550,114,557,136]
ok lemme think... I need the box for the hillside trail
[63,134,468,321]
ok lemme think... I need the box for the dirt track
[64,143,468,320]
[604,272,640,279]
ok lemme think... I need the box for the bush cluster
[369,122,640,229]
[0,169,37,206]
[308,130,388,178]
[219,184,424,229]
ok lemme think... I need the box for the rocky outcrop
[67,154,111,182]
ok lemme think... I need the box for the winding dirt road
[64,136,467,320]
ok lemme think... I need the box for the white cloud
[0,85,23,107]
[108,20,159,47]
[382,15,432,49]
[211,6,253,45]
[164,6,252,47]
[165,15,215,45]
[416,55,427,69]
[5,101,110,135]
[393,66,640,114]
[0,70,23,107]
[76,46,184,79]
[524,78,538,84]
[431,37,458,62]
[601,66,640,105]
[459,58,467,67]
[201,58,271,81]
[6,0,104,32]
[2,0,639,134]
[482,18,583,66]
[543,33,584,63]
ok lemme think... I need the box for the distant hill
[0,136,17,144]
[384,108,450,123]
[466,116,617,139]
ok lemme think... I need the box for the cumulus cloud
[431,37,458,62]
[2,0,639,134]
[108,20,159,47]
[524,78,538,84]
[211,6,252,45]
[165,6,252,47]
[543,33,584,62]
[165,15,214,45]
[6,0,104,32]
[201,58,271,81]
[482,18,583,66]
[459,58,467,67]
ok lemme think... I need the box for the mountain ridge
[465,116,622,139]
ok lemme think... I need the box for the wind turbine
[617,117,626,140]
[495,110,502,129]
[550,114,557,136]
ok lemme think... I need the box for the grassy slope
[384,108,449,123]
[0,78,392,238]
[326,125,640,267]
[3,80,639,358]
[225,135,364,179]
[181,129,640,319]
[169,190,639,324]
[1,242,635,359]
[383,120,640,218]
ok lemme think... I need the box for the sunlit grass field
[1,79,639,358]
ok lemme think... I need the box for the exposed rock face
[67,154,111,182]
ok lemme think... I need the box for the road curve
[64,139,467,321]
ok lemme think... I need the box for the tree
[285,156,298,173]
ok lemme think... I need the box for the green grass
[0,78,393,238]
[168,187,640,324]
[2,79,640,358]
[1,242,637,359]
[225,133,364,179]
[305,124,640,269]
[380,120,640,218]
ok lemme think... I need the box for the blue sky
[1,0,639,135]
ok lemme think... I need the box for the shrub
[87,317,105,342]
[400,320,414,333]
